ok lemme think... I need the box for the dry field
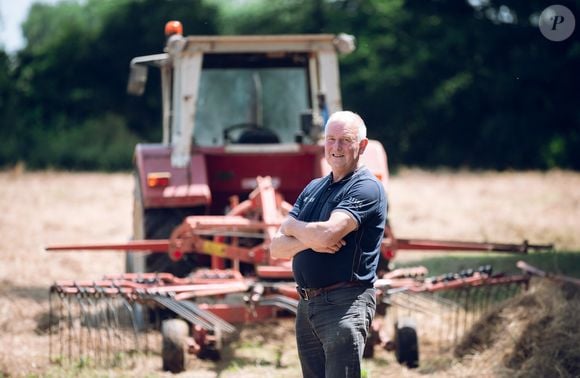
[0,168,579,377]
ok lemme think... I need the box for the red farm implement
[47,175,551,371]
[46,22,553,372]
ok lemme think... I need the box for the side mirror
[299,110,323,143]
[127,64,148,96]
[301,111,314,136]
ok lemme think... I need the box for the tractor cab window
[193,53,310,145]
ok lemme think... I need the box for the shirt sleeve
[333,178,385,226]
[289,191,304,219]
[289,178,319,219]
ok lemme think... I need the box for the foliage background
[0,0,578,171]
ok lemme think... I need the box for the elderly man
[270,111,387,378]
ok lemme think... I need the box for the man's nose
[331,140,343,149]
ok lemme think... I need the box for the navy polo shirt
[289,166,387,289]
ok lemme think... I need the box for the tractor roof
[178,34,353,54]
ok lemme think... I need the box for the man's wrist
[281,217,298,237]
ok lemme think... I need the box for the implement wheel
[162,318,189,373]
[394,317,419,368]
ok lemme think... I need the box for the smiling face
[324,112,368,182]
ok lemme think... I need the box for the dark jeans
[295,285,376,378]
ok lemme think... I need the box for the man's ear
[358,138,369,155]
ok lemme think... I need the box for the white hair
[324,111,367,141]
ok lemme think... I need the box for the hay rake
[370,265,531,367]
[48,270,298,370]
[46,176,551,371]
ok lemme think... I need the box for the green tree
[218,0,580,170]
[3,0,579,170]
[0,49,19,164]
[6,0,220,170]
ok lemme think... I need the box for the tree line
[1,0,578,171]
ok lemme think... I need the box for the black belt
[296,281,366,301]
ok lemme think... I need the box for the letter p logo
[551,15,565,30]
[539,5,575,41]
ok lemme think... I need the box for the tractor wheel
[126,173,146,274]
[394,317,419,368]
[127,172,207,277]
[143,208,200,277]
[161,318,189,373]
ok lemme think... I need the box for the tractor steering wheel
[223,123,262,143]
[223,123,279,144]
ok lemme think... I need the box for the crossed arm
[269,210,358,260]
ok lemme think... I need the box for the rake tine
[75,291,83,366]
[105,292,116,367]
[463,287,471,339]
[83,290,96,366]
[259,295,299,314]
[115,293,136,368]
[92,289,105,367]
[452,289,460,344]
[477,285,487,318]
[481,284,492,316]
[493,283,502,305]
[67,294,76,365]
[435,292,443,352]
[107,294,119,366]
[107,291,123,367]
[152,295,216,331]
[57,292,65,365]
[48,288,54,364]
[120,296,140,363]
[453,289,462,345]
[179,300,237,333]
[113,294,128,367]
[475,285,485,322]
[95,286,111,367]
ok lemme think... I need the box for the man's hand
[311,239,346,254]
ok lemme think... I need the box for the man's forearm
[283,216,344,250]
[269,230,308,259]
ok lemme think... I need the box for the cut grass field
[0,168,578,377]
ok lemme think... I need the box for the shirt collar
[328,166,364,185]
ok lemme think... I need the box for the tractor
[125,21,389,277]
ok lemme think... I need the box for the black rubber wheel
[161,318,189,373]
[143,207,202,277]
[128,172,209,277]
[128,172,188,274]
[394,317,419,368]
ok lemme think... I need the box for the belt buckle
[297,287,309,301]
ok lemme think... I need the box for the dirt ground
[0,168,579,377]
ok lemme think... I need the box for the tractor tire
[161,318,189,373]
[394,317,419,368]
[143,208,198,277]
[128,172,207,277]
[126,173,146,274]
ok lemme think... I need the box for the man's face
[324,120,367,176]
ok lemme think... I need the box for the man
[270,111,387,377]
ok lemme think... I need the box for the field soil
[0,169,579,377]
